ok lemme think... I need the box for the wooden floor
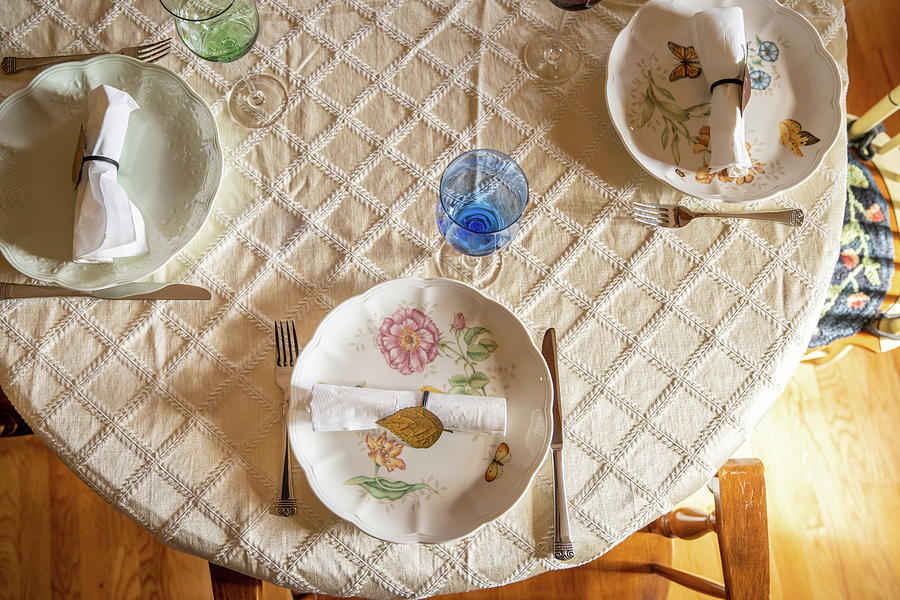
[4,349,900,600]
[2,1,900,598]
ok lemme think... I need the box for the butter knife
[0,282,211,301]
[542,327,574,561]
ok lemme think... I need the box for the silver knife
[542,327,574,561]
[0,282,211,301]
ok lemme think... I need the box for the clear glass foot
[523,33,581,84]
[435,243,503,286]
[228,73,287,128]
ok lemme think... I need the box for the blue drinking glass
[437,149,529,258]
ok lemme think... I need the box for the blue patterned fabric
[810,150,895,347]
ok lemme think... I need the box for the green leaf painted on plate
[672,135,681,165]
[464,327,487,345]
[468,371,490,389]
[661,123,670,149]
[448,374,468,388]
[467,345,492,362]
[448,386,467,395]
[479,339,497,353]
[655,84,675,102]
[641,92,655,126]
[344,476,435,501]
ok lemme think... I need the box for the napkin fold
[73,84,148,263]
[310,384,507,435]
[688,7,752,178]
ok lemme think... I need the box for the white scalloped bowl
[0,56,221,290]
[606,0,842,202]
[288,278,553,544]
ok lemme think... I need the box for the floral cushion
[809,150,895,347]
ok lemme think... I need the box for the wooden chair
[208,459,769,600]
[805,87,900,365]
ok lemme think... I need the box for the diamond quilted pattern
[319,59,372,107]
[682,271,744,329]
[43,395,106,456]
[123,393,190,451]
[391,56,446,103]
[358,88,414,138]
[46,320,107,379]
[320,125,378,173]
[0,0,849,596]
[84,431,150,490]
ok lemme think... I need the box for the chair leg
[209,563,263,600]
[0,386,32,437]
[649,564,726,598]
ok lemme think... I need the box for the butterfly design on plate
[485,442,510,482]
[668,41,702,82]
[779,119,821,157]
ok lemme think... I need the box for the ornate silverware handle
[275,400,296,517]
[697,208,804,226]
[3,53,101,74]
[0,282,92,299]
[552,448,574,560]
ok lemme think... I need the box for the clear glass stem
[459,253,482,272]
[236,60,265,108]
[545,12,572,68]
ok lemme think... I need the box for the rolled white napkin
[688,7,752,178]
[73,84,148,263]
[310,384,507,435]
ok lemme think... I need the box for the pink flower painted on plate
[451,312,466,331]
[840,248,859,270]
[846,292,870,310]
[865,204,885,223]
[376,308,440,375]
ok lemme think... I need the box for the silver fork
[2,39,171,74]
[274,320,299,517]
[631,201,804,228]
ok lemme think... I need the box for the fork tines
[136,38,171,63]
[274,320,299,367]
[630,201,670,227]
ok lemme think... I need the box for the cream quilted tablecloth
[0,0,846,597]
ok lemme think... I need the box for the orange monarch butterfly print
[668,41,702,82]
[779,119,820,157]
[485,442,510,482]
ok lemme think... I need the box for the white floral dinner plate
[0,56,221,290]
[288,278,553,544]
[606,0,842,202]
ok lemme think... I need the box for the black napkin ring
[75,155,120,188]
[82,155,120,170]
[709,78,744,94]
[422,390,430,408]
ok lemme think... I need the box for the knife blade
[0,282,211,301]
[542,327,575,561]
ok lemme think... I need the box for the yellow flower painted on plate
[365,432,406,472]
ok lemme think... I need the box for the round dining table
[0,0,847,597]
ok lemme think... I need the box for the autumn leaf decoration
[376,406,449,449]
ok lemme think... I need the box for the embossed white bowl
[606,0,842,202]
[0,56,221,290]
[288,278,553,544]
